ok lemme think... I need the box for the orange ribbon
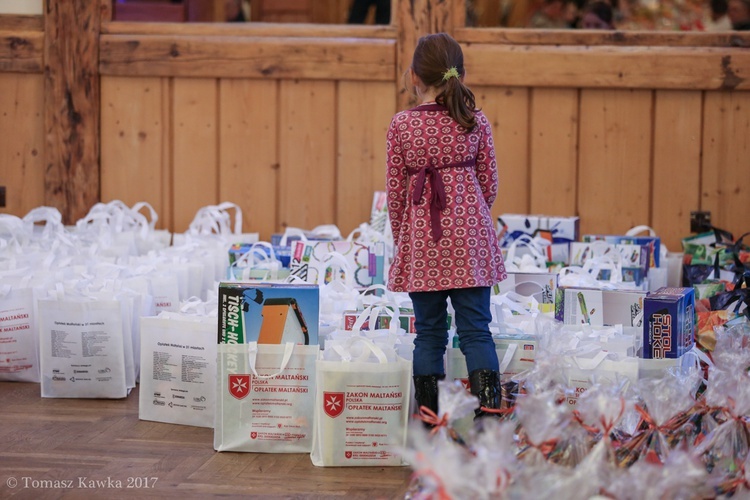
[416,405,449,435]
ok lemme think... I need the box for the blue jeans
[409,287,498,376]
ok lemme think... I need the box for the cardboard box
[555,286,646,327]
[642,287,695,359]
[218,282,320,345]
[497,214,579,247]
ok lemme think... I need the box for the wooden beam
[0,30,44,73]
[44,0,101,224]
[456,27,750,48]
[100,21,397,38]
[99,35,396,80]
[0,15,43,31]
[464,44,750,90]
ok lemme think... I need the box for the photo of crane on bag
[217,282,320,347]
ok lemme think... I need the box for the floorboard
[0,382,412,499]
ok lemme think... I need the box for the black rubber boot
[468,369,501,420]
[413,374,445,428]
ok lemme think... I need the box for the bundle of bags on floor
[400,317,750,499]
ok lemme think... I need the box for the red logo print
[278,423,282,428]
[229,374,251,400]
[323,392,344,418]
[250,432,257,439]
[345,451,353,459]
[459,378,470,390]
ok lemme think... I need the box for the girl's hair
[411,33,477,131]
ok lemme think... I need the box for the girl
[385,33,507,422]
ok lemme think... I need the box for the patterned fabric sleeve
[385,114,407,245]
[474,112,499,208]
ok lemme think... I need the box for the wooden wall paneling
[99,35,396,81]
[44,0,101,225]
[219,79,279,241]
[101,21,396,38]
[100,76,170,227]
[0,28,43,73]
[577,89,653,236]
[463,44,750,91]
[278,80,336,231]
[651,90,702,251]
[336,81,396,235]
[0,15,44,31]
[529,88,579,216]
[701,91,750,240]
[0,73,44,216]
[172,78,219,232]
[456,27,750,47]
[474,86,530,217]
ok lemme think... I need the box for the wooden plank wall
[1,11,750,251]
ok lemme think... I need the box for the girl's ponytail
[437,70,477,132]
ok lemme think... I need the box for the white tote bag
[139,314,217,428]
[214,341,318,453]
[38,298,128,399]
[0,285,40,382]
[311,336,411,467]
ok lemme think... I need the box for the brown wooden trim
[99,34,396,80]
[100,20,397,39]
[464,44,750,90]
[0,30,44,73]
[456,27,750,48]
[44,0,101,224]
[0,15,43,31]
[100,0,113,24]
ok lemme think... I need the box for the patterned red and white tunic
[386,103,507,293]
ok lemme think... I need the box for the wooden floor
[0,382,412,499]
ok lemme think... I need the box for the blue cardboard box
[642,287,695,359]
[218,282,319,346]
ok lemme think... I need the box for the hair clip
[442,67,460,81]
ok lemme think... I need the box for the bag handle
[572,350,609,371]
[131,201,159,231]
[331,336,389,364]
[246,341,295,379]
[625,225,657,237]
[498,343,517,374]
[279,227,308,247]
[316,251,354,288]
[352,304,399,335]
[310,224,342,240]
[505,235,548,269]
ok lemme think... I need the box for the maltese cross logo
[323,392,344,418]
[229,374,251,400]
